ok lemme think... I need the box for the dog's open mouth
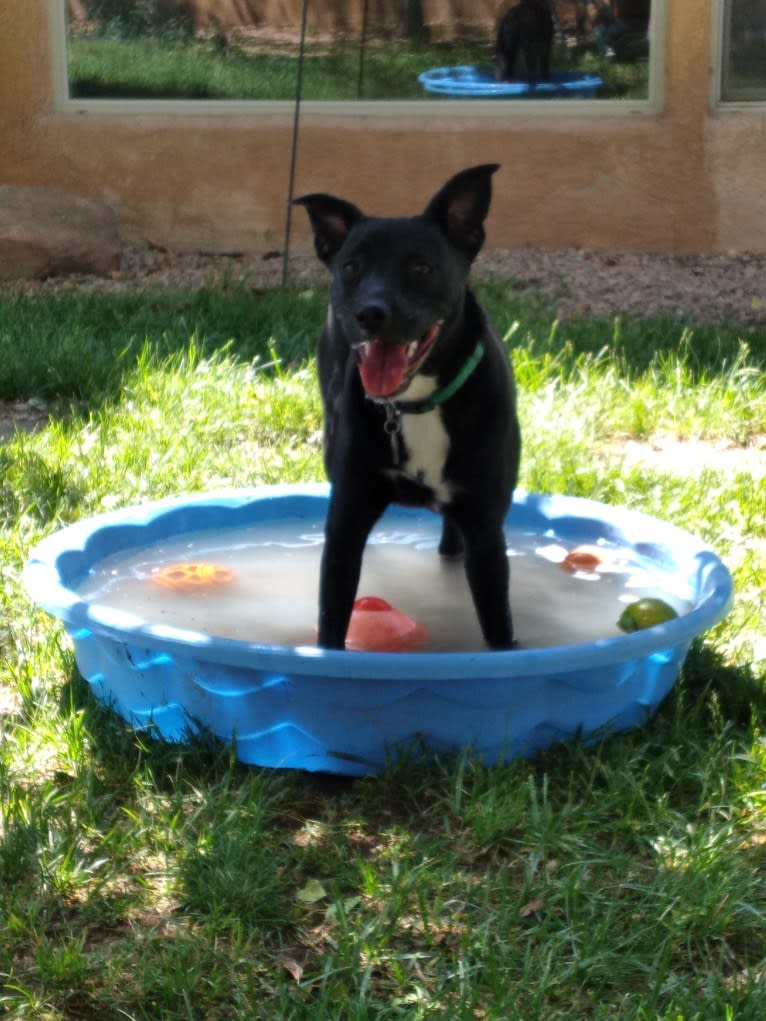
[355,322,442,398]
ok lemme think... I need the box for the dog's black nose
[355,302,390,333]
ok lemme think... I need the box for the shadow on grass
[52,635,766,946]
[61,659,355,803]
[0,283,325,411]
[679,638,766,728]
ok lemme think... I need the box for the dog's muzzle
[354,322,442,398]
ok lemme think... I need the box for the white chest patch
[386,375,453,505]
[399,410,452,503]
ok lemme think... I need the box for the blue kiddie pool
[24,485,732,776]
[418,65,603,98]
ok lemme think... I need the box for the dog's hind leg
[466,529,514,649]
[438,516,464,559]
[540,43,552,82]
[451,511,514,649]
[523,43,543,86]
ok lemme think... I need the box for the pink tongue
[358,341,409,398]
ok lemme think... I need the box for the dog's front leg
[455,514,514,650]
[318,488,388,649]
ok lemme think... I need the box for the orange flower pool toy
[152,562,236,593]
[345,596,430,653]
[559,544,615,574]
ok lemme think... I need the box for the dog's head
[295,164,499,399]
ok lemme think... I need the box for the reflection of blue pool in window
[419,66,603,98]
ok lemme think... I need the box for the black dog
[295,165,520,650]
[494,0,555,85]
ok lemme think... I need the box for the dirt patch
[611,435,766,479]
[0,400,49,441]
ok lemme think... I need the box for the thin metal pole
[282,0,310,286]
[357,0,371,98]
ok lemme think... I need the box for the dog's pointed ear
[293,193,365,265]
[422,164,500,261]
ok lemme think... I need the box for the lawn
[0,277,764,1019]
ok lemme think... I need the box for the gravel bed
[4,244,765,327]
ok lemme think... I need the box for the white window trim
[49,0,667,119]
[711,0,766,108]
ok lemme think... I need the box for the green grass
[1,279,765,1018]
[66,34,649,102]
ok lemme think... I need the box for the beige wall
[1,2,764,255]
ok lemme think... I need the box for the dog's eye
[342,256,363,277]
[409,259,432,278]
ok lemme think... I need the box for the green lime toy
[618,597,679,632]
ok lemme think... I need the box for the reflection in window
[64,1,652,103]
[720,0,766,100]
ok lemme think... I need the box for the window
[719,0,766,101]
[51,1,666,115]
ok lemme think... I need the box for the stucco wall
[1,2,765,255]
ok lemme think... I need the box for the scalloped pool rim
[418,65,604,98]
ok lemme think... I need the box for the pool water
[76,519,692,651]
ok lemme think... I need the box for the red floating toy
[559,544,613,574]
[152,562,236,593]
[345,596,430,652]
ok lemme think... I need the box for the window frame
[49,0,667,119]
[712,0,766,106]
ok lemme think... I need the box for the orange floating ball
[559,544,612,574]
[152,562,236,593]
[345,596,429,652]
